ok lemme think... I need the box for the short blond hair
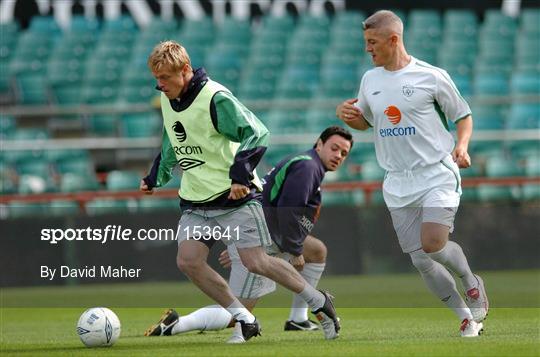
[147,40,191,72]
[363,10,403,37]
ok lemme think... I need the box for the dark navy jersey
[261,148,325,256]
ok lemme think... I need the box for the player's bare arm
[452,115,473,169]
[336,98,370,131]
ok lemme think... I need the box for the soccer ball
[76,307,121,347]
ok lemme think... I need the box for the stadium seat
[17,174,53,194]
[49,200,81,216]
[485,157,524,177]
[510,72,540,95]
[16,74,49,105]
[460,187,479,202]
[443,9,478,36]
[525,157,540,177]
[16,160,51,178]
[470,106,504,130]
[507,104,540,129]
[106,170,141,191]
[407,9,441,39]
[520,8,540,35]
[138,197,179,212]
[55,155,94,176]
[179,17,215,46]
[360,160,385,181]
[69,15,100,33]
[477,185,519,202]
[60,173,99,192]
[29,16,61,37]
[521,184,540,201]
[0,115,16,139]
[473,74,509,96]
[8,201,46,218]
[86,198,135,215]
[120,112,161,138]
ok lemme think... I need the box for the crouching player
[145,126,353,342]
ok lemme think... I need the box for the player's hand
[336,98,362,123]
[218,249,232,269]
[228,183,250,200]
[289,254,305,271]
[140,179,154,195]
[452,146,471,168]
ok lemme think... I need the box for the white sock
[289,263,325,322]
[410,250,473,321]
[171,305,232,334]
[298,282,326,311]
[226,299,255,323]
[428,241,476,291]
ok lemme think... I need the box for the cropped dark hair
[314,126,354,148]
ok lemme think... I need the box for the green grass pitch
[1,270,539,356]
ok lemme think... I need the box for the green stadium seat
[482,10,517,36]
[473,74,509,96]
[260,15,295,33]
[470,106,504,130]
[525,157,540,177]
[521,184,540,201]
[55,155,94,176]
[360,160,385,181]
[118,85,155,104]
[29,16,61,36]
[180,17,215,45]
[81,84,118,104]
[515,37,539,67]
[52,83,83,106]
[120,112,161,138]
[0,115,16,138]
[86,199,134,215]
[218,17,252,43]
[507,104,540,129]
[485,157,524,177]
[237,80,276,101]
[521,9,540,34]
[16,160,51,177]
[46,149,89,162]
[87,114,119,136]
[103,16,137,31]
[60,173,99,192]
[138,197,179,212]
[451,74,472,97]
[510,72,540,95]
[49,200,81,216]
[476,185,518,202]
[8,201,46,218]
[47,59,84,86]
[407,9,441,38]
[509,141,540,160]
[15,74,49,105]
[443,9,478,36]
[143,18,177,33]
[12,128,49,141]
[333,10,366,29]
[17,174,53,194]
[69,15,100,32]
[106,170,141,191]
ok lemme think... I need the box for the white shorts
[383,155,461,253]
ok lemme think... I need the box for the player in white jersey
[336,10,488,337]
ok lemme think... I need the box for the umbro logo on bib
[172,121,187,142]
[177,158,205,171]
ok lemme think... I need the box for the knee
[304,236,327,263]
[310,242,327,263]
[421,223,448,253]
[177,255,202,275]
[241,254,267,275]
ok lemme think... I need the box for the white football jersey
[356,56,471,172]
